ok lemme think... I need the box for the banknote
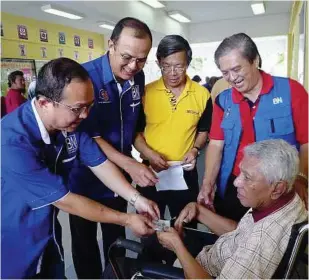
[153,219,171,231]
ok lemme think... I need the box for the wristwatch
[192,146,201,156]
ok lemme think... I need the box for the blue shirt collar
[102,52,115,84]
[31,99,51,144]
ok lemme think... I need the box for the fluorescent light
[140,0,165,9]
[251,2,265,15]
[99,23,115,30]
[168,11,191,23]
[41,4,83,20]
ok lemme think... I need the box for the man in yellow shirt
[135,34,212,224]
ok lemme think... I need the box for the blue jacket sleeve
[78,131,107,167]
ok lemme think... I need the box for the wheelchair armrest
[112,237,145,254]
[139,263,185,279]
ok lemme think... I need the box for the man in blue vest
[198,33,308,221]
[68,17,158,278]
[1,58,159,279]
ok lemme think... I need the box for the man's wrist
[192,146,201,156]
[129,192,141,207]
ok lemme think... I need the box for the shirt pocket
[221,119,235,146]
[266,107,294,137]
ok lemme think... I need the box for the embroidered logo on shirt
[99,89,111,103]
[130,101,141,113]
[132,85,140,101]
[186,109,199,115]
[65,134,78,154]
[273,97,283,105]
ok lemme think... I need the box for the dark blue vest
[217,76,298,197]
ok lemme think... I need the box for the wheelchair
[108,221,308,279]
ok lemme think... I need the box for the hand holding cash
[153,217,177,231]
[153,219,171,232]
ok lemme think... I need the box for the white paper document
[155,161,189,192]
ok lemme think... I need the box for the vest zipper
[119,87,132,153]
[53,144,64,261]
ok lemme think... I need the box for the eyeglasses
[160,65,186,74]
[52,100,94,116]
[113,45,147,67]
[119,53,148,67]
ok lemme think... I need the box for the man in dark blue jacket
[1,58,159,279]
[68,17,158,278]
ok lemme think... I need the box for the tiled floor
[60,147,206,278]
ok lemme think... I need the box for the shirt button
[253,117,255,120]
[253,106,256,109]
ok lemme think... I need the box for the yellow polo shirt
[143,76,211,161]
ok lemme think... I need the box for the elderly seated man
[156,139,307,279]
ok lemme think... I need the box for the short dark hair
[156,35,192,66]
[214,33,262,68]
[192,75,201,83]
[8,70,24,87]
[35,58,89,102]
[110,17,152,43]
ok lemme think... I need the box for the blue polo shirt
[68,53,145,200]
[1,100,107,278]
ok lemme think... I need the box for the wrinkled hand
[135,195,160,220]
[182,148,198,171]
[126,213,155,237]
[174,202,198,232]
[157,227,183,253]
[124,159,158,187]
[197,180,216,212]
[148,151,169,173]
[294,177,308,210]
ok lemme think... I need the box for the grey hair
[214,33,262,69]
[243,139,299,192]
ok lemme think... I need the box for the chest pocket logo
[186,109,199,116]
[132,85,140,101]
[65,135,78,154]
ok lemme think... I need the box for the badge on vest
[273,97,283,105]
[65,134,78,154]
[132,85,140,101]
[99,89,111,103]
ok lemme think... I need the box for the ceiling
[1,1,292,45]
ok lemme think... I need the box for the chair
[272,221,308,279]
[109,221,308,279]
[108,237,184,279]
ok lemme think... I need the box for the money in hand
[153,219,171,231]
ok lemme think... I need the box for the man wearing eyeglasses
[134,35,213,263]
[1,58,159,279]
[67,17,158,278]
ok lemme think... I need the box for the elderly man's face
[218,49,259,95]
[48,78,94,132]
[234,155,274,209]
[108,27,152,82]
[159,51,188,88]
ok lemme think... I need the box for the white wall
[189,13,290,44]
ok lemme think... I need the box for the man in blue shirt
[1,57,159,279]
[68,17,159,278]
